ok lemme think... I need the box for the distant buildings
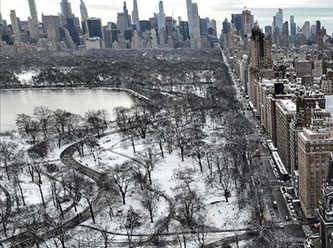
[1,2,332,53]
[10,10,21,43]
[28,0,39,40]
[86,18,103,39]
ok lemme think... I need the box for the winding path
[0,138,107,247]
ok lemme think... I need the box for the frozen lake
[0,88,134,132]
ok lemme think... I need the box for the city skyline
[1,0,333,35]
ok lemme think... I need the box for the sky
[1,0,333,35]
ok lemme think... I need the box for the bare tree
[94,224,116,248]
[85,110,108,139]
[31,164,46,208]
[16,113,40,144]
[34,106,53,140]
[0,141,17,180]
[123,206,142,248]
[129,162,147,191]
[191,216,210,248]
[110,163,135,205]
[174,186,205,228]
[136,145,159,185]
[173,167,196,193]
[137,185,160,223]
[82,180,97,223]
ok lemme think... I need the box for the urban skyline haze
[1,0,333,34]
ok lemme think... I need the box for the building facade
[298,109,333,218]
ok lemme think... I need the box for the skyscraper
[60,0,73,19]
[80,0,88,22]
[316,20,321,38]
[242,9,252,38]
[28,0,39,39]
[42,14,62,40]
[10,10,21,42]
[273,8,283,30]
[157,1,165,30]
[282,21,289,47]
[179,21,189,41]
[302,21,311,39]
[231,14,242,33]
[250,24,272,69]
[86,18,103,39]
[222,18,230,34]
[186,0,193,37]
[191,3,201,48]
[80,0,88,34]
[123,2,130,30]
[290,15,296,36]
[132,0,140,31]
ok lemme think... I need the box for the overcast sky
[1,0,333,34]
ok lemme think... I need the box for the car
[273,201,278,209]
[278,222,284,228]
[285,215,291,221]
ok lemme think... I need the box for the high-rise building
[157,1,165,30]
[250,24,272,69]
[298,108,333,218]
[80,0,88,34]
[65,17,80,45]
[10,10,21,42]
[290,92,326,195]
[132,0,140,31]
[80,0,88,22]
[302,21,311,39]
[60,0,73,19]
[139,20,151,32]
[222,18,230,34]
[273,8,283,30]
[200,18,207,36]
[290,15,296,36]
[28,0,39,39]
[281,21,289,47]
[86,18,103,39]
[191,3,201,48]
[316,20,321,38]
[317,27,326,53]
[179,21,189,41]
[165,16,174,37]
[42,14,62,40]
[231,14,242,33]
[186,0,193,37]
[242,9,252,38]
[123,1,130,31]
[275,99,296,172]
[264,25,272,37]
[117,13,126,33]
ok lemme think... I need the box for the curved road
[1,139,106,247]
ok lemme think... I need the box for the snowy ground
[1,126,251,247]
[68,129,252,247]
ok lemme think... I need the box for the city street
[230,70,306,243]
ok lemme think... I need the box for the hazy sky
[1,0,333,34]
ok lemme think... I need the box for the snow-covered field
[68,129,251,247]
